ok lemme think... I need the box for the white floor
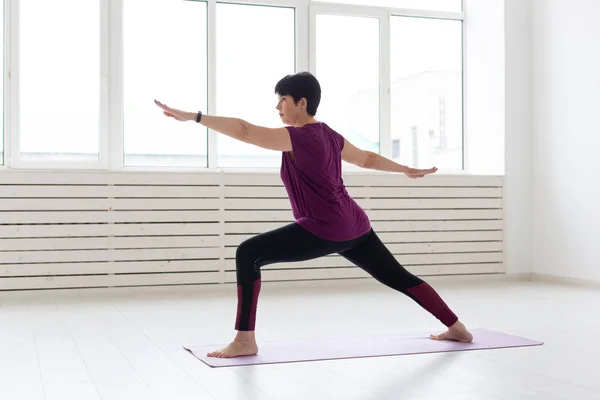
[1,276,599,400]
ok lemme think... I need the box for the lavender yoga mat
[183,328,543,368]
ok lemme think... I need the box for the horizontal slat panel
[223,172,503,187]
[223,220,504,234]
[0,210,220,224]
[224,209,502,222]
[0,260,219,276]
[0,198,111,211]
[1,186,219,198]
[0,198,221,211]
[0,170,505,290]
[0,272,222,291]
[224,231,503,246]
[344,174,503,188]
[224,186,502,199]
[224,262,504,282]
[110,198,221,210]
[0,236,220,251]
[224,242,501,259]
[225,198,502,210]
[225,252,502,269]
[0,247,221,264]
[0,171,221,185]
[0,223,221,238]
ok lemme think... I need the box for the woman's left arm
[154,100,292,152]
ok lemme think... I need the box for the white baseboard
[531,273,600,289]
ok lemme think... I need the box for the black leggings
[234,223,458,331]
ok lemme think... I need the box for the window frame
[310,2,465,168]
[6,0,110,170]
[0,0,465,171]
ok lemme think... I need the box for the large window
[216,3,295,169]
[0,0,466,171]
[123,0,208,167]
[390,17,463,169]
[18,0,100,163]
[315,14,380,155]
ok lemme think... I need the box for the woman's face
[276,95,304,125]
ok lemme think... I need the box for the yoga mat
[184,328,543,368]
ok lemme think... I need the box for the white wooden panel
[224,231,503,246]
[224,186,502,199]
[223,262,503,282]
[223,220,504,234]
[0,199,112,211]
[0,210,219,224]
[0,171,221,185]
[223,209,502,222]
[0,247,220,264]
[0,260,218,276]
[223,172,503,187]
[0,170,505,290]
[224,197,502,210]
[224,252,503,269]
[0,236,220,251]
[0,198,220,211]
[0,223,220,238]
[109,198,221,210]
[342,174,503,188]
[1,185,219,198]
[223,242,501,259]
[108,186,220,198]
[370,220,504,231]
[0,272,222,291]
[224,186,288,198]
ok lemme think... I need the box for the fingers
[155,99,174,113]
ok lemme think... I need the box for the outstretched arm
[341,138,437,178]
[154,100,292,152]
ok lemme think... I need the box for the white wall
[532,0,600,282]
[464,0,505,175]
[504,0,533,276]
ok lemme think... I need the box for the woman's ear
[300,98,308,111]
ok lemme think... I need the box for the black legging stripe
[234,223,458,331]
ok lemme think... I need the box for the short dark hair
[274,71,321,116]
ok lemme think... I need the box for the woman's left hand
[404,167,438,179]
[154,100,196,122]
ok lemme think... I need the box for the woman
[155,71,473,359]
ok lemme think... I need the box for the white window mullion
[296,0,309,73]
[108,0,123,170]
[8,0,19,169]
[207,0,217,169]
[379,10,391,158]
[99,0,111,170]
[308,2,316,74]
[461,18,468,171]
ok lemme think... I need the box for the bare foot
[430,320,473,343]
[207,339,258,358]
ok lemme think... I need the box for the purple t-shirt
[280,122,371,241]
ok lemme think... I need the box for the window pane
[19,0,100,162]
[314,0,461,12]
[124,0,207,167]
[216,4,295,168]
[390,17,463,169]
[316,14,379,156]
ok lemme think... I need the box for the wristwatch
[196,111,203,123]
